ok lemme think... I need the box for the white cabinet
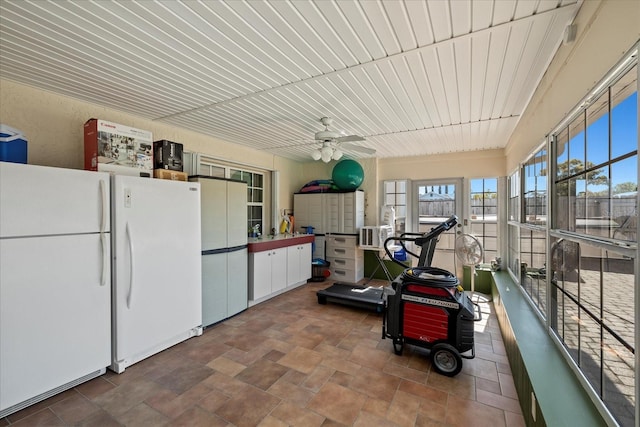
[249,237,314,305]
[293,193,326,234]
[326,235,364,284]
[190,176,248,327]
[249,248,287,301]
[294,191,364,235]
[287,243,312,286]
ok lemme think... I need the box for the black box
[153,140,183,171]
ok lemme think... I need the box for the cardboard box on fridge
[84,119,153,177]
[154,169,188,181]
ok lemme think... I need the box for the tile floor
[1,280,524,426]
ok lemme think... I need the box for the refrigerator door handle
[99,179,109,287]
[100,232,108,286]
[126,222,134,309]
[99,179,108,233]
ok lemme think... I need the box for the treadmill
[316,215,459,312]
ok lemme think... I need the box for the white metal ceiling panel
[359,0,401,56]
[0,0,581,163]
[492,0,517,26]
[389,56,432,130]
[405,0,434,47]
[449,0,472,38]
[289,1,359,68]
[335,0,386,60]
[454,39,473,125]
[420,48,451,126]
[436,42,462,125]
[314,1,372,65]
[426,0,452,43]
[269,1,345,72]
[381,0,417,52]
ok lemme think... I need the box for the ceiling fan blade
[340,142,376,155]
[336,135,365,143]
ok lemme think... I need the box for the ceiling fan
[310,117,375,162]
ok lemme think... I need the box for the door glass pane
[415,181,459,272]
[384,180,408,235]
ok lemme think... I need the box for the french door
[411,179,463,274]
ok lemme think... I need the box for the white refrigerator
[189,176,248,327]
[110,175,202,373]
[0,162,111,417]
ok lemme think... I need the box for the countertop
[247,234,315,253]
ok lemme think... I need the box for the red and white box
[84,119,153,177]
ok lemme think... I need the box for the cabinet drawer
[329,265,364,284]
[326,256,362,272]
[326,245,356,259]
[326,235,358,250]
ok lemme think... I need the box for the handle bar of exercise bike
[383,215,458,268]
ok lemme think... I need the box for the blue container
[394,247,407,261]
[0,124,27,164]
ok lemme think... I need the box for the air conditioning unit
[359,225,394,249]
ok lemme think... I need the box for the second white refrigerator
[110,175,203,373]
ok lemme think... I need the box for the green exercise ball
[332,159,364,190]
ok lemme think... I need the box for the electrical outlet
[531,392,537,422]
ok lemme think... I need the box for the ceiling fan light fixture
[332,148,343,160]
[321,146,333,163]
[311,150,322,161]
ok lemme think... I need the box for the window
[548,58,637,426]
[469,178,498,262]
[553,65,637,243]
[523,147,547,226]
[508,170,520,222]
[550,238,635,426]
[383,180,409,235]
[231,169,264,233]
[520,229,546,315]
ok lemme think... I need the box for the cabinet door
[250,251,272,300]
[294,194,325,234]
[341,192,364,234]
[227,248,248,316]
[227,181,248,247]
[286,246,300,287]
[202,253,227,327]
[299,243,312,281]
[198,178,227,250]
[287,243,313,286]
[326,193,341,233]
[271,248,287,293]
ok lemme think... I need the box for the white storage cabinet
[287,243,312,286]
[326,235,364,283]
[249,248,287,301]
[294,191,364,236]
